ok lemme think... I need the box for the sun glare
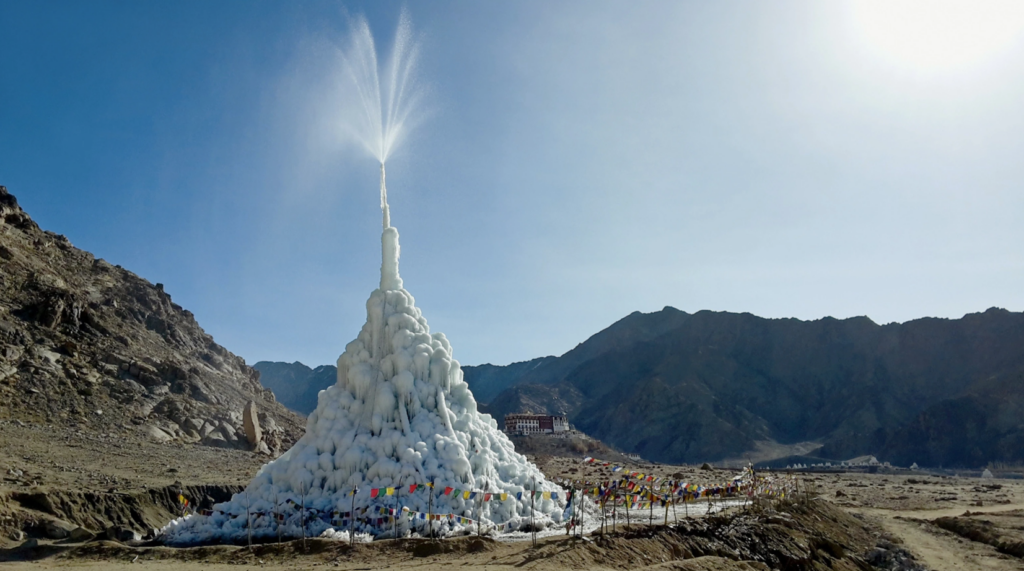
[850,0,1024,72]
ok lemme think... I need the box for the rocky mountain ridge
[479,306,1024,468]
[0,185,304,453]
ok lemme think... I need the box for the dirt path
[854,501,1024,521]
[849,502,1024,571]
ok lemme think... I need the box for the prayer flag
[371,488,380,499]
[463,491,471,500]
[386,487,395,496]
[500,493,508,501]
[444,486,454,496]
[409,484,418,493]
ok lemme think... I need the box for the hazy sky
[2,1,1023,368]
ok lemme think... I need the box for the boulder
[203,431,228,448]
[42,519,73,539]
[147,425,173,443]
[105,526,141,543]
[243,400,262,446]
[69,527,96,542]
[199,421,217,438]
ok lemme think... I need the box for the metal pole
[393,480,399,541]
[245,492,252,551]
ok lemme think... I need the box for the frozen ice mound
[162,225,564,545]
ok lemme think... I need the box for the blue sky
[2,1,1023,368]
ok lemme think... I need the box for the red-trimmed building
[504,413,569,435]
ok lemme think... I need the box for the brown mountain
[0,185,304,453]
[479,306,1024,468]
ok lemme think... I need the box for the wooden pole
[531,478,536,548]
[349,486,357,546]
[624,490,630,529]
[612,489,617,533]
[477,481,484,536]
[578,485,584,539]
[245,492,252,551]
[274,487,281,544]
[427,480,434,542]
[393,480,399,541]
[300,482,306,553]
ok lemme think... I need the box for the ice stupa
[162,165,565,545]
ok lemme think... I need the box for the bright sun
[850,0,1024,72]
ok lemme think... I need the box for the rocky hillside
[479,307,1024,468]
[0,185,304,454]
[461,356,558,405]
[252,361,337,414]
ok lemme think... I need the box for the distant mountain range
[252,361,337,415]
[255,305,1024,469]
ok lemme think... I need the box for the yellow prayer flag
[542,492,551,500]
[462,491,471,500]
[386,487,395,496]
[500,493,508,501]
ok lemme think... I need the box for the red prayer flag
[370,488,380,499]
[409,484,418,493]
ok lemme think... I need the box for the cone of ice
[160,166,565,545]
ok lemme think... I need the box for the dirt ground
[4,420,1024,570]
